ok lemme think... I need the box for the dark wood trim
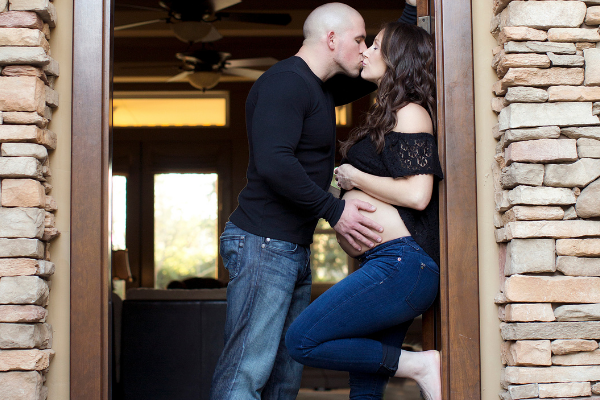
[70,0,112,397]
[435,0,481,398]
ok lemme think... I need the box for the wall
[0,0,72,397]
[489,1,600,399]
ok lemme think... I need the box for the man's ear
[327,31,336,50]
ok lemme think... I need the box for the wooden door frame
[70,0,480,397]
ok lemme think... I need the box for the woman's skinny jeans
[285,236,439,399]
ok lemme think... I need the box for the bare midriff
[336,189,411,258]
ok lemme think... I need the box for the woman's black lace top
[342,131,444,265]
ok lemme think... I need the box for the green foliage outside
[310,219,348,283]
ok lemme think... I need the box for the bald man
[210,3,417,399]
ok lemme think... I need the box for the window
[335,104,351,126]
[310,219,349,283]
[111,175,127,250]
[113,91,229,127]
[154,173,219,288]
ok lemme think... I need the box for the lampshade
[170,21,213,43]
[187,71,222,90]
[112,249,133,282]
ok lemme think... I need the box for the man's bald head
[303,2,363,45]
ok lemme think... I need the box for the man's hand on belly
[333,198,383,252]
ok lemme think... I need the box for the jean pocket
[406,262,439,313]
[265,238,298,254]
[220,235,245,280]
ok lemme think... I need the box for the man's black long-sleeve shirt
[229,5,417,245]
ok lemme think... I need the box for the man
[210,3,417,399]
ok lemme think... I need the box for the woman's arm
[335,165,434,211]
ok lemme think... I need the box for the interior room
[110,0,424,398]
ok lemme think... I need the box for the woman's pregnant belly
[336,189,411,258]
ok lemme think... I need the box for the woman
[285,21,443,400]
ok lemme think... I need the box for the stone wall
[491,1,600,399]
[0,1,58,399]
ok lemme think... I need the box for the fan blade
[114,18,167,31]
[115,3,165,12]
[216,12,292,26]
[222,68,264,80]
[226,57,277,68]
[201,25,223,43]
[167,71,193,82]
[212,0,241,12]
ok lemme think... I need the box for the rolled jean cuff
[377,343,402,377]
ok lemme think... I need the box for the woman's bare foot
[394,350,441,400]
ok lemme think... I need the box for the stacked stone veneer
[491,1,600,399]
[0,1,58,398]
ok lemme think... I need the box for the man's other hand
[333,198,383,251]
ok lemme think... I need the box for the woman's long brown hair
[340,22,436,157]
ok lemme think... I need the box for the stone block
[501,163,544,189]
[585,49,600,86]
[504,365,600,384]
[505,41,577,55]
[43,195,56,212]
[577,178,600,217]
[0,259,53,278]
[503,207,564,224]
[504,126,561,142]
[0,371,43,399]
[497,55,551,77]
[0,77,45,114]
[505,239,555,275]
[1,143,47,160]
[596,102,600,116]
[563,126,600,140]
[586,6,600,25]
[42,227,58,242]
[499,26,547,44]
[44,86,57,108]
[500,1,587,29]
[0,157,42,179]
[1,179,45,207]
[0,239,43,259]
[0,11,43,30]
[504,275,600,303]
[0,208,44,239]
[502,321,600,340]
[0,323,50,349]
[9,0,56,26]
[548,85,600,101]
[507,340,552,367]
[505,303,555,322]
[42,57,57,77]
[508,383,538,399]
[544,158,600,187]
[0,28,48,52]
[0,47,49,66]
[0,276,48,305]
[505,87,548,103]
[0,305,46,323]
[552,339,599,355]
[503,67,584,88]
[558,256,600,276]
[547,53,585,67]
[505,139,578,164]
[505,220,600,240]
[538,382,591,397]
[548,28,600,42]
[1,65,47,84]
[508,186,576,207]
[557,239,600,256]
[1,112,47,128]
[499,103,598,131]
[555,304,600,321]
[578,138,600,158]
[0,349,53,371]
[0,125,54,149]
[563,206,577,220]
[552,349,600,366]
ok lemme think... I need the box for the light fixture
[170,21,213,43]
[187,71,222,90]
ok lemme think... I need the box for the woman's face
[361,30,387,84]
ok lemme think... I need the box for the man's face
[333,15,367,77]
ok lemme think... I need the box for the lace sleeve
[382,133,444,180]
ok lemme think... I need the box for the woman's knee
[284,321,307,363]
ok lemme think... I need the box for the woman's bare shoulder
[394,103,433,135]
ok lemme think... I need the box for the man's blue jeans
[285,236,440,399]
[210,222,312,400]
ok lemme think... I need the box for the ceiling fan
[115,0,292,43]
[166,49,277,90]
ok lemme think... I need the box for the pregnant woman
[285,21,443,400]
